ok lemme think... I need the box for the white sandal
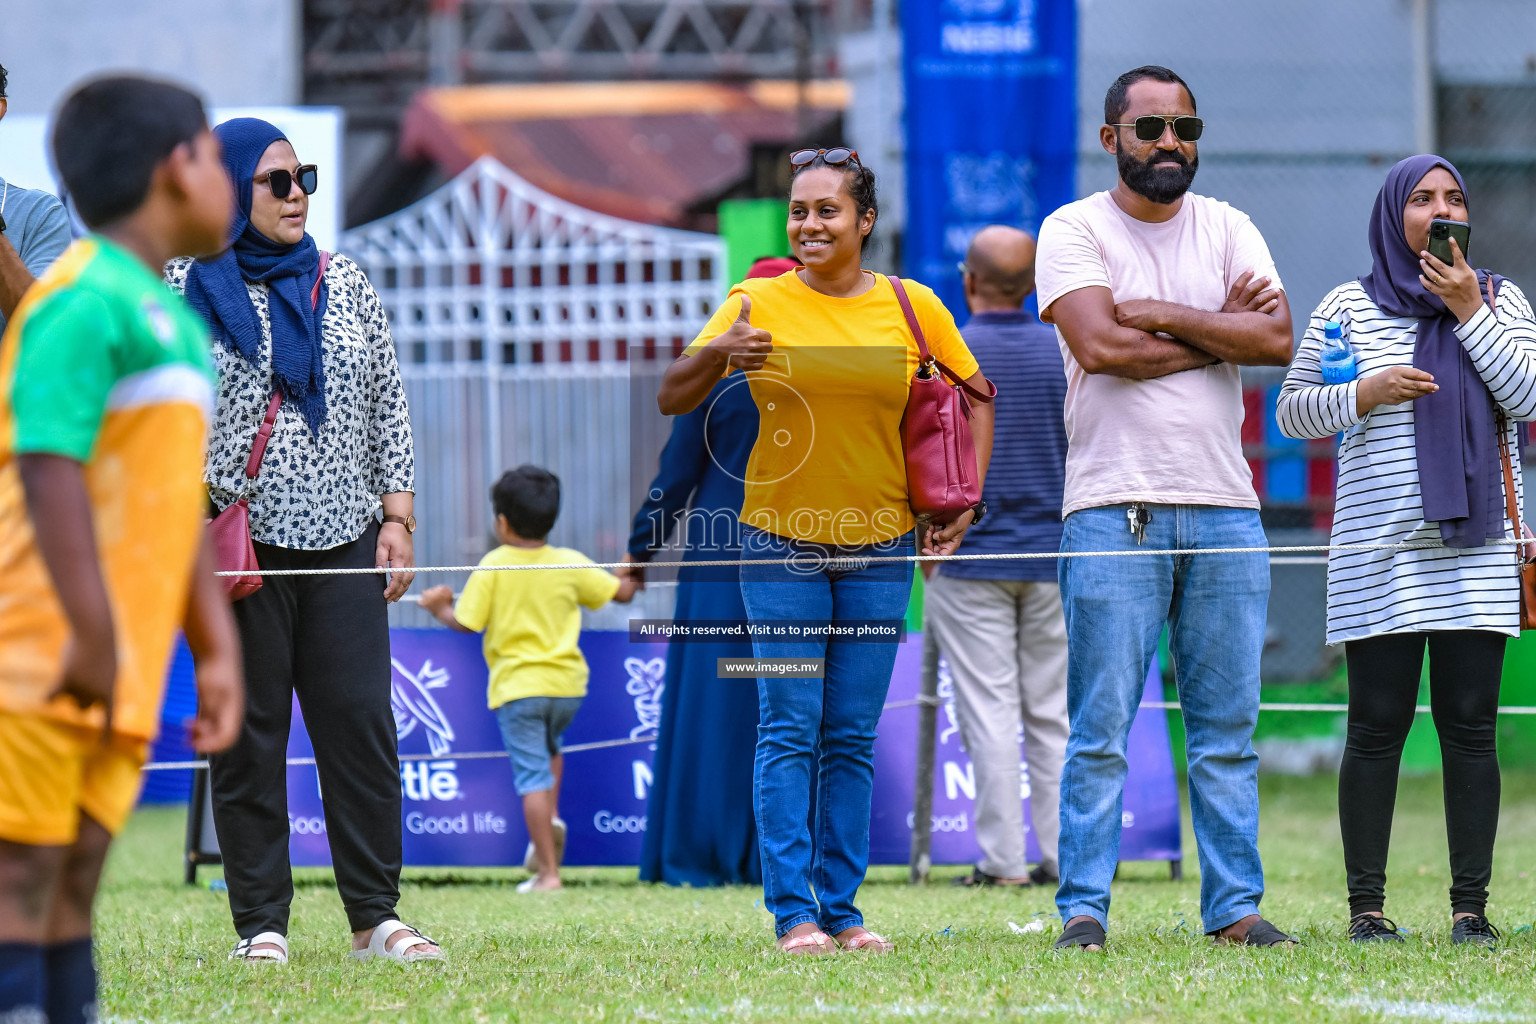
[350,919,444,963]
[523,817,567,872]
[230,931,289,964]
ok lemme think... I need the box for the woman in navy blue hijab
[168,119,434,965]
[1278,155,1536,947]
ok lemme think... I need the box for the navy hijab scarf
[184,118,329,435]
[1359,154,1504,548]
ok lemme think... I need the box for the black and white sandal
[230,931,289,964]
[1052,918,1106,951]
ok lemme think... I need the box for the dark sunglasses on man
[1106,115,1204,143]
[256,164,319,200]
[789,148,860,168]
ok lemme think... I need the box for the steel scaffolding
[305,0,868,112]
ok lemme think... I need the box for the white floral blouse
[166,254,415,550]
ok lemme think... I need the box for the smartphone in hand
[1428,218,1471,266]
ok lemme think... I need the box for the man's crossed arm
[1045,271,1292,380]
[0,235,38,321]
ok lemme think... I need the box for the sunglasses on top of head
[1106,115,1204,143]
[790,148,860,168]
[256,164,319,200]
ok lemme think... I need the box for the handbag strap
[245,394,283,480]
[311,249,330,308]
[888,276,996,403]
[1485,276,1526,543]
[1499,425,1523,542]
[245,250,330,482]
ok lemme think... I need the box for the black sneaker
[1451,915,1500,948]
[1348,914,1404,943]
[1029,865,1058,887]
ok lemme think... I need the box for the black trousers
[209,522,402,937]
[1339,629,1505,918]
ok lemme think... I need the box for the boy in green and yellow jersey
[0,76,243,1024]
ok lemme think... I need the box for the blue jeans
[738,527,913,938]
[1056,505,1269,933]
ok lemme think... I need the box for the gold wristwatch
[383,514,416,534]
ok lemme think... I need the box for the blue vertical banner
[903,0,1077,315]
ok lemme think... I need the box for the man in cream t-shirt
[1035,65,1296,951]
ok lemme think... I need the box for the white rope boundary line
[141,698,1536,771]
[171,540,1531,768]
[214,539,1526,578]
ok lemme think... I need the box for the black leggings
[209,523,402,937]
[1339,630,1505,918]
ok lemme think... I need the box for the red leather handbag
[208,250,329,600]
[209,393,282,599]
[890,277,996,524]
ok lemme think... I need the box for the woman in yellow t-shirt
[658,150,993,955]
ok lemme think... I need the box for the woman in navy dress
[626,257,792,886]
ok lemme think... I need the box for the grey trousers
[925,571,1070,877]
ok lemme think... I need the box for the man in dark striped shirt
[926,225,1070,888]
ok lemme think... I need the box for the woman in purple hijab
[1278,155,1536,948]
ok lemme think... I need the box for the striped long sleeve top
[1276,280,1536,644]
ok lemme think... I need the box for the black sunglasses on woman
[256,164,319,200]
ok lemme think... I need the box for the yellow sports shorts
[0,713,148,846]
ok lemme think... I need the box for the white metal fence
[340,156,725,626]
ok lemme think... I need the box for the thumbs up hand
[707,294,774,372]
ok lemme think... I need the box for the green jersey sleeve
[11,289,121,461]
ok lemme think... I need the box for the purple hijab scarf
[1359,154,1504,548]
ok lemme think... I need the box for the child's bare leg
[550,752,564,809]
[523,789,562,889]
[0,844,63,938]
[44,814,110,1024]
[47,814,110,942]
[0,837,66,1019]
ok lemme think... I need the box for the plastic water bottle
[1319,321,1356,384]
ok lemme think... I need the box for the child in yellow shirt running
[421,465,636,891]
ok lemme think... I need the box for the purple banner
[284,630,1181,866]
[873,645,1183,865]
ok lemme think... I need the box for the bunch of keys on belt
[1126,502,1152,545]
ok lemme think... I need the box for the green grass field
[100,772,1536,1023]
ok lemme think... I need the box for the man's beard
[1117,145,1198,204]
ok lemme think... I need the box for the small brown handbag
[207,250,329,600]
[1486,275,1536,629]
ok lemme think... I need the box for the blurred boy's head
[52,75,231,253]
[492,465,560,542]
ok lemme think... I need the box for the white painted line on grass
[1334,997,1532,1022]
